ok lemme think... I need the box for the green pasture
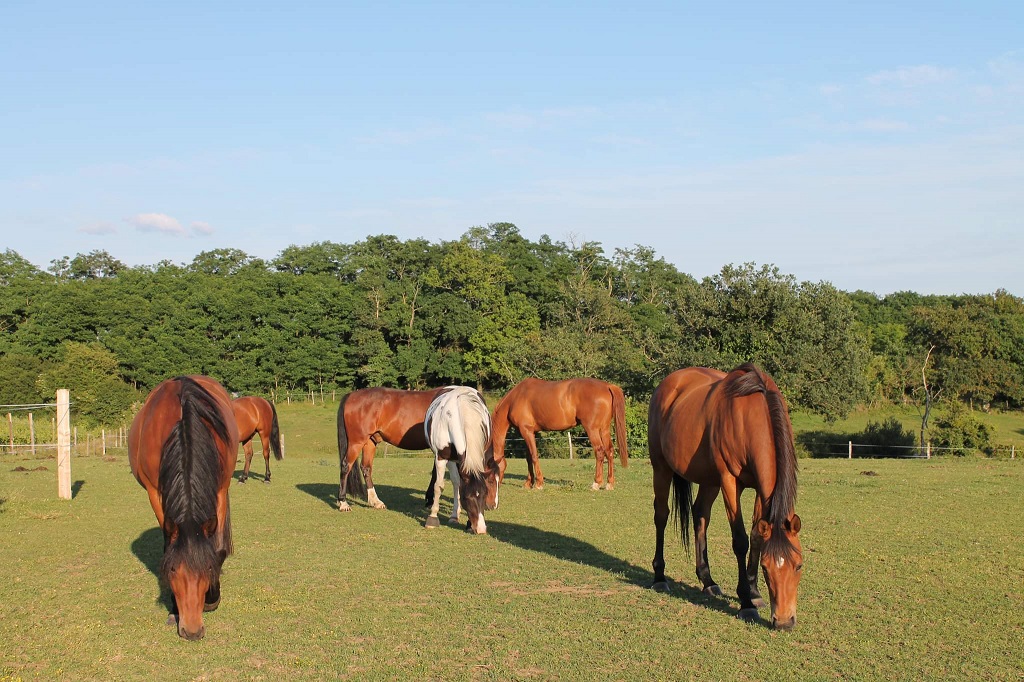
[2,411,1023,680]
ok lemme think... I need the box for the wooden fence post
[7,413,12,452]
[29,413,35,455]
[57,389,71,500]
[280,433,286,458]
[927,441,931,459]
[102,429,106,456]
[568,432,574,460]
[848,441,852,459]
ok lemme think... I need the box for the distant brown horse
[231,396,283,484]
[491,377,629,490]
[648,364,803,629]
[336,386,446,511]
[128,375,239,640]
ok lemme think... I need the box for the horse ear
[755,519,772,541]
[787,514,802,534]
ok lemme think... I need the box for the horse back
[649,368,726,483]
[503,377,578,431]
[344,386,444,450]
[129,376,239,492]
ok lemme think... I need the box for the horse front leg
[745,493,766,609]
[693,484,722,597]
[425,457,446,528]
[720,477,758,621]
[521,429,544,489]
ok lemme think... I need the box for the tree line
[1,223,1022,431]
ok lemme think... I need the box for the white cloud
[128,213,186,235]
[78,221,117,235]
[191,221,214,236]
[866,65,956,87]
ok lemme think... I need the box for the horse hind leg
[650,457,672,592]
[425,458,446,528]
[259,428,272,483]
[239,440,254,484]
[693,484,723,597]
[362,443,386,509]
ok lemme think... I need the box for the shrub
[857,417,916,457]
[932,404,994,456]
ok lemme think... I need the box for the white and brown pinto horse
[423,386,501,534]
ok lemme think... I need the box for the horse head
[755,514,803,630]
[162,521,222,640]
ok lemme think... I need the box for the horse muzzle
[771,615,796,631]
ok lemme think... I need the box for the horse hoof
[605,483,614,491]
[372,502,386,510]
[425,516,440,529]
[651,581,671,593]
[204,598,221,612]
[591,482,601,491]
[263,479,270,485]
[166,613,178,626]
[751,597,766,609]
[448,516,459,524]
[238,478,246,484]
[703,585,724,597]
[338,501,352,512]
[737,608,760,623]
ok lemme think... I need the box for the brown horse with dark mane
[336,386,446,511]
[648,364,803,629]
[491,377,628,490]
[231,395,283,484]
[128,375,239,640]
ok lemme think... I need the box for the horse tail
[672,472,693,551]
[336,392,366,499]
[268,402,283,460]
[489,391,512,461]
[158,377,231,579]
[609,384,629,467]
[725,363,798,561]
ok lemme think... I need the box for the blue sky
[2,1,1022,295]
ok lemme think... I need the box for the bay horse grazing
[128,375,239,640]
[231,395,283,484]
[423,386,501,534]
[336,386,446,512]
[648,364,803,629]
[491,377,628,490]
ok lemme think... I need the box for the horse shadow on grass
[305,480,743,621]
[72,480,85,498]
[131,527,174,611]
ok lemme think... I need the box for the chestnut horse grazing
[231,395,283,483]
[648,364,803,630]
[491,377,628,490]
[128,375,239,640]
[336,386,446,511]
[423,386,501,534]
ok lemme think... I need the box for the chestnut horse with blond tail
[491,377,629,490]
[231,395,282,484]
[648,364,803,630]
[129,375,239,640]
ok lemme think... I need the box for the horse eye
[796,564,804,573]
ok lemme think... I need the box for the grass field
[2,406,1024,681]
